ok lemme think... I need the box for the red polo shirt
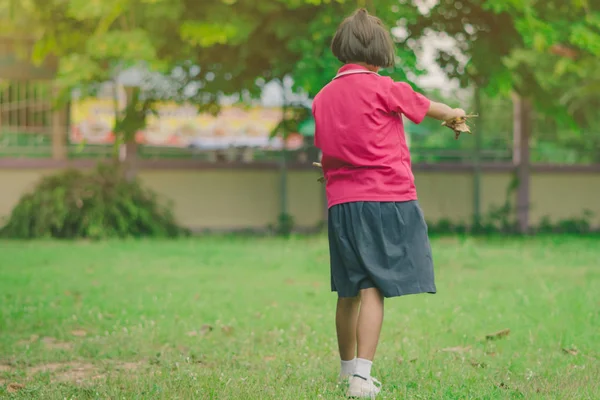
[312,64,431,208]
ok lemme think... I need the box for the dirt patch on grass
[16,334,40,346]
[16,335,74,351]
[28,362,103,384]
[6,383,25,393]
[115,362,142,372]
[0,360,146,388]
[41,337,74,351]
[0,364,12,385]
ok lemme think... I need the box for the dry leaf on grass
[186,331,198,337]
[470,359,487,368]
[395,356,417,364]
[440,345,472,353]
[221,326,234,335]
[71,329,87,337]
[263,356,276,361]
[7,383,25,393]
[64,291,83,301]
[485,328,511,341]
[200,324,213,335]
[562,348,579,356]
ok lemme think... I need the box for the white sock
[340,358,356,376]
[354,358,373,380]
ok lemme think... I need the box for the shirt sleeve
[386,81,431,124]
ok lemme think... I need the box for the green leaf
[86,29,157,63]
[570,24,600,55]
[67,0,127,20]
[57,53,105,89]
[180,22,241,47]
[553,58,571,77]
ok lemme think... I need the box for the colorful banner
[70,98,304,150]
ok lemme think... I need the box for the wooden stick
[313,162,325,183]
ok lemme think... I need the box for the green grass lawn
[0,236,598,399]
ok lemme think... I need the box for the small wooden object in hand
[442,114,478,139]
[312,162,325,184]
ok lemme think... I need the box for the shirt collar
[337,64,370,74]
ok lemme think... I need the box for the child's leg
[336,295,360,362]
[346,287,384,397]
[355,287,384,378]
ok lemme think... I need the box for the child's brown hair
[331,9,395,68]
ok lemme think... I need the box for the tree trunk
[279,95,290,235]
[472,86,482,230]
[121,86,139,182]
[120,140,138,182]
[51,85,68,161]
[512,94,532,234]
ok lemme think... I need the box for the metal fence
[0,80,55,157]
[0,80,597,165]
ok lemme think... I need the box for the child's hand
[450,108,466,120]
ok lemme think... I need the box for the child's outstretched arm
[426,101,466,122]
[386,81,465,125]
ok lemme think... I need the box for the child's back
[313,65,430,208]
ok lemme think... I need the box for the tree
[290,1,424,97]
[3,0,432,232]
[0,1,380,232]
[1,0,328,171]
[405,0,600,232]
[405,0,598,107]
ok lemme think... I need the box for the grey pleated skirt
[328,201,436,298]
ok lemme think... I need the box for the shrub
[0,163,189,239]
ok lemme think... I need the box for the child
[312,8,466,399]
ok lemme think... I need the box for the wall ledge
[1,158,600,173]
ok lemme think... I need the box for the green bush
[0,163,189,239]
[427,211,597,236]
